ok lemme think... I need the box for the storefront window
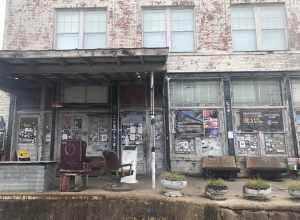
[170,80,220,107]
[169,79,224,157]
[232,79,286,156]
[232,80,282,106]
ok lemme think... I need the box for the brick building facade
[1,0,300,175]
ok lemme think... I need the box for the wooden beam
[0,63,166,75]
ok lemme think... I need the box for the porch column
[150,72,156,188]
[38,84,46,161]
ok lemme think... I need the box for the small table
[59,169,89,192]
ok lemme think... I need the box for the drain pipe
[150,72,156,189]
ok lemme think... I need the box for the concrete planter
[161,179,187,190]
[288,190,300,199]
[243,186,272,201]
[160,179,187,197]
[205,186,228,200]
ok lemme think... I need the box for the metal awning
[0,48,168,90]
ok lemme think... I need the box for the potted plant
[205,179,228,200]
[160,172,187,197]
[243,178,271,201]
[288,182,300,199]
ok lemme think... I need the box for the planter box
[243,186,272,201]
[205,186,228,200]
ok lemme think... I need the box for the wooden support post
[38,84,46,161]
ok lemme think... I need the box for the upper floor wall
[3,0,300,53]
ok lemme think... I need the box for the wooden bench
[202,156,240,179]
[246,157,288,179]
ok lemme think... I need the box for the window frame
[231,4,288,52]
[231,78,288,157]
[55,8,107,50]
[142,7,195,53]
[168,78,226,159]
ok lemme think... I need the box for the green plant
[244,178,270,190]
[206,179,228,190]
[161,172,186,181]
[288,182,300,191]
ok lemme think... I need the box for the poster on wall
[203,110,219,138]
[87,116,110,156]
[18,117,38,144]
[235,133,259,156]
[264,133,286,154]
[175,110,203,133]
[173,109,222,156]
[239,110,283,132]
[175,138,195,154]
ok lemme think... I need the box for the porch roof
[0,48,168,90]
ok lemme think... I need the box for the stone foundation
[0,193,299,220]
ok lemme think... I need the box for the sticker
[228,131,234,139]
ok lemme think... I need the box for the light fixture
[136,72,141,79]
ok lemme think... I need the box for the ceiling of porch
[0,48,168,90]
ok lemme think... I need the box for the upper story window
[56,9,106,50]
[143,8,194,52]
[231,5,287,51]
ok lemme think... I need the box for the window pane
[86,86,108,103]
[64,86,85,103]
[56,34,79,49]
[170,80,219,107]
[171,9,193,31]
[231,7,255,30]
[143,10,166,32]
[57,11,80,33]
[292,80,300,106]
[144,32,166,48]
[261,29,286,50]
[232,81,256,105]
[171,32,193,52]
[232,30,257,51]
[257,80,282,105]
[233,80,282,106]
[84,11,106,33]
[84,33,106,49]
[260,6,285,29]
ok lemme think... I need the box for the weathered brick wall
[3,0,300,51]
[3,0,300,72]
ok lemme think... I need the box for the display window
[232,79,287,156]
[169,79,224,158]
